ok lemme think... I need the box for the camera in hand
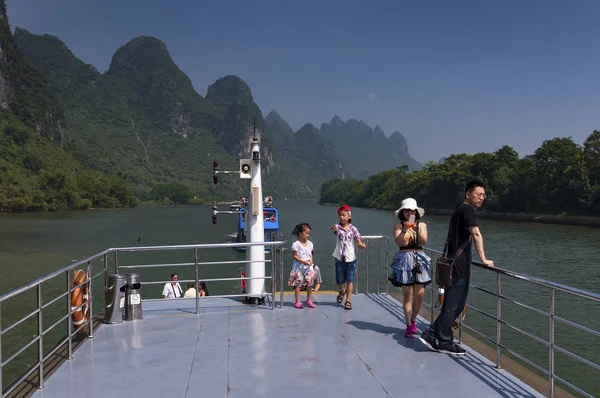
[412,264,423,275]
[412,256,423,275]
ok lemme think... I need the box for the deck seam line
[183,308,204,398]
[318,301,393,398]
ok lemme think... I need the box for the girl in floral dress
[288,223,316,309]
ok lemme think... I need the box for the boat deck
[32,293,544,398]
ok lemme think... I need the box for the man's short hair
[465,180,485,195]
[171,273,178,278]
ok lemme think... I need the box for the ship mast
[245,119,266,302]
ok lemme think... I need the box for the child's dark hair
[291,223,311,237]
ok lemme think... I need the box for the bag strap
[441,236,450,256]
[415,222,419,246]
[453,236,472,260]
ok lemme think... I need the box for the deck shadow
[345,320,428,350]
[365,293,540,398]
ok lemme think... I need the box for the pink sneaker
[294,302,303,309]
[305,300,316,308]
[404,327,413,338]
[410,322,418,335]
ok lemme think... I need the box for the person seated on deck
[183,282,197,298]
[162,273,183,298]
[198,281,209,296]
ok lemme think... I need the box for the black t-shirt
[446,202,478,278]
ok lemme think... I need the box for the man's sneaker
[438,344,467,356]
[418,334,439,352]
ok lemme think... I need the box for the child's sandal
[336,292,344,303]
[344,301,352,310]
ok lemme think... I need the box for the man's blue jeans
[423,276,470,349]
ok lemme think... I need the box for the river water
[0,201,598,396]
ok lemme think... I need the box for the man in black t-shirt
[420,180,494,355]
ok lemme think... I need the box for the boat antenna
[253,116,257,141]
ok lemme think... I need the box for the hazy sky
[6,0,600,163]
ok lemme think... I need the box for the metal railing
[0,250,108,397]
[0,240,284,397]
[358,235,600,398]
[111,241,285,311]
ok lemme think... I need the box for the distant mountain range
[9,18,422,201]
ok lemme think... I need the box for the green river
[0,201,598,396]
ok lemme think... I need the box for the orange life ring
[71,269,90,331]
[438,289,467,329]
[241,271,246,292]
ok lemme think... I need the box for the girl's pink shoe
[294,302,304,309]
[305,300,316,308]
[410,322,418,335]
[404,328,413,338]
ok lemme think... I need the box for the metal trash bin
[125,273,143,321]
[104,273,128,324]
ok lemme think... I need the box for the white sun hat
[394,198,425,218]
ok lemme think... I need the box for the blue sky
[6,0,600,163]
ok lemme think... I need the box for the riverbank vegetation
[0,113,139,212]
[320,132,600,217]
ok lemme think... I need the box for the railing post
[355,250,359,296]
[271,245,275,310]
[194,248,199,315]
[66,271,73,360]
[458,310,464,344]
[87,262,93,339]
[385,239,389,295]
[365,239,369,294]
[549,288,555,398]
[430,252,435,322]
[37,284,44,389]
[496,273,502,369]
[279,246,284,308]
[1,302,3,395]
[103,253,108,290]
[114,251,119,274]
[376,239,380,294]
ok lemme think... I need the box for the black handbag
[435,236,471,288]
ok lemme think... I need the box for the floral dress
[389,222,432,286]
[288,240,315,287]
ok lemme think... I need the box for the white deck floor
[32,293,544,398]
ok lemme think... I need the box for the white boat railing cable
[358,235,600,398]
[0,240,285,397]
